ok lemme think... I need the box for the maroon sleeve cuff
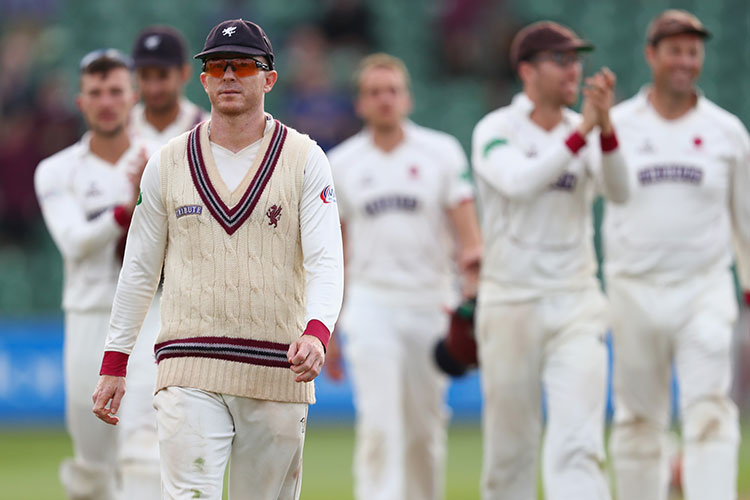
[744,291,750,307]
[600,131,619,153]
[302,319,331,351]
[113,206,132,229]
[100,351,129,377]
[565,131,587,155]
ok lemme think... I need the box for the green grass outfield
[2,423,750,499]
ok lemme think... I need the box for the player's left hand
[288,335,326,383]
[92,375,126,425]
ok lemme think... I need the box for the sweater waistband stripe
[155,336,292,368]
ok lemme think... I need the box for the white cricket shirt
[105,117,344,354]
[472,93,629,302]
[604,87,750,284]
[328,120,474,306]
[129,97,208,147]
[34,133,152,312]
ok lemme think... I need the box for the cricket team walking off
[30,7,748,500]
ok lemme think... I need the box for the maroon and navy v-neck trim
[187,120,287,235]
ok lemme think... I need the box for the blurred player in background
[606,10,750,500]
[130,25,208,142]
[92,19,343,499]
[325,53,482,500]
[34,49,159,500]
[471,22,629,500]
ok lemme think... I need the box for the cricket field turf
[1,423,749,499]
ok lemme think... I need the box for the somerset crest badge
[266,204,282,228]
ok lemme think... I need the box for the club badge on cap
[195,19,274,69]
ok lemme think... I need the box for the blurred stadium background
[0,0,748,498]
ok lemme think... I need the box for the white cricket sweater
[34,133,150,312]
[327,120,474,306]
[604,87,750,285]
[472,92,629,302]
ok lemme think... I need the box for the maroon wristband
[565,131,586,155]
[113,205,132,229]
[600,131,619,153]
[302,319,331,351]
[100,351,129,377]
[745,291,750,307]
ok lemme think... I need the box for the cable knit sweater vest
[155,120,315,403]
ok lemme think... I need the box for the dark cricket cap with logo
[194,19,274,69]
[132,25,187,68]
[647,9,711,45]
[510,21,594,69]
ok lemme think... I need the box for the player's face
[77,68,136,137]
[529,51,583,107]
[356,66,412,131]
[646,34,704,95]
[200,57,277,117]
[136,65,188,114]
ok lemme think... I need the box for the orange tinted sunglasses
[202,58,271,78]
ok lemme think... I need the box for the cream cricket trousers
[340,287,450,500]
[476,287,610,500]
[62,301,160,500]
[609,271,740,500]
[153,386,308,500]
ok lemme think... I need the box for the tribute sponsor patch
[364,195,419,216]
[175,205,203,218]
[638,165,703,185]
[320,185,337,204]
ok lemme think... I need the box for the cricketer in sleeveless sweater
[155,120,315,404]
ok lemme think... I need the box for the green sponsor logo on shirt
[483,138,508,158]
[136,191,142,206]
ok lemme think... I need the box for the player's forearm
[102,231,165,375]
[102,154,167,375]
[42,203,127,261]
[599,135,630,204]
[448,199,482,273]
[299,146,345,349]
[474,138,580,200]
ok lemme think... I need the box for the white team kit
[472,93,629,500]
[34,133,159,500]
[328,121,474,500]
[129,97,209,145]
[606,87,750,500]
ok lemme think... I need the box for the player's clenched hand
[92,375,126,425]
[288,335,326,383]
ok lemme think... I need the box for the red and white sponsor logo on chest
[320,185,337,204]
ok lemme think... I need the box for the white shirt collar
[511,92,577,127]
[634,84,705,113]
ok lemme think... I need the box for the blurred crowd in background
[0,0,747,313]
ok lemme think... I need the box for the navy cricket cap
[194,19,274,69]
[132,25,187,68]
